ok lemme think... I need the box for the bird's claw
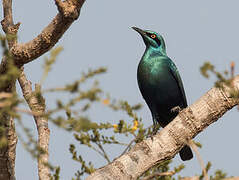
[171,106,181,113]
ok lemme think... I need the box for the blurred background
[1,0,239,179]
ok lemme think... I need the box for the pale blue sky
[1,0,239,179]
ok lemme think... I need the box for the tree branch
[86,76,239,180]
[1,0,20,48]
[188,140,208,180]
[0,1,19,179]
[18,68,50,180]
[0,0,85,179]
[9,0,85,66]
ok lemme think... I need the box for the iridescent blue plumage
[133,27,193,161]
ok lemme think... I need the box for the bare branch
[188,140,208,180]
[97,142,111,163]
[9,0,85,66]
[1,0,20,47]
[86,76,239,180]
[18,68,50,180]
[2,0,13,27]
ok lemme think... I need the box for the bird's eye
[151,34,156,39]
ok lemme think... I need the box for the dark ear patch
[146,32,161,47]
[155,37,161,47]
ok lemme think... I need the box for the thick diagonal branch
[86,77,239,180]
[9,0,85,66]
[18,68,50,180]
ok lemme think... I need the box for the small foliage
[200,61,239,98]
[40,46,63,85]
[200,62,215,78]
[50,167,61,180]
[210,170,227,180]
[69,144,95,179]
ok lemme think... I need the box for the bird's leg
[171,106,182,113]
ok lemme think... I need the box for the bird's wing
[169,61,188,107]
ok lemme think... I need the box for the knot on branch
[1,20,21,35]
[10,45,31,63]
[55,0,86,20]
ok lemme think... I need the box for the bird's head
[132,27,166,54]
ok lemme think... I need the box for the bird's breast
[137,59,170,86]
[137,58,182,108]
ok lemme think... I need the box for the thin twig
[120,125,154,156]
[96,142,111,163]
[90,145,109,161]
[14,107,44,116]
[121,138,135,156]
[231,61,235,78]
[0,92,13,98]
[188,140,209,180]
[142,171,176,180]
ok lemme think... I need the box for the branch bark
[0,1,19,179]
[18,68,50,180]
[9,0,85,66]
[86,76,239,180]
[1,0,86,179]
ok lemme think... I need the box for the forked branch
[1,0,86,73]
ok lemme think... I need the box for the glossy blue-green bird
[133,27,193,161]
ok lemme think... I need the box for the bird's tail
[179,145,193,161]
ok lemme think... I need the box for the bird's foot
[171,106,181,113]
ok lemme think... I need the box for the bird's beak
[132,27,146,36]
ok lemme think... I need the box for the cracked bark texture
[1,0,85,179]
[8,0,85,66]
[0,0,19,179]
[86,76,239,180]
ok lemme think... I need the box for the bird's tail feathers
[179,145,193,161]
